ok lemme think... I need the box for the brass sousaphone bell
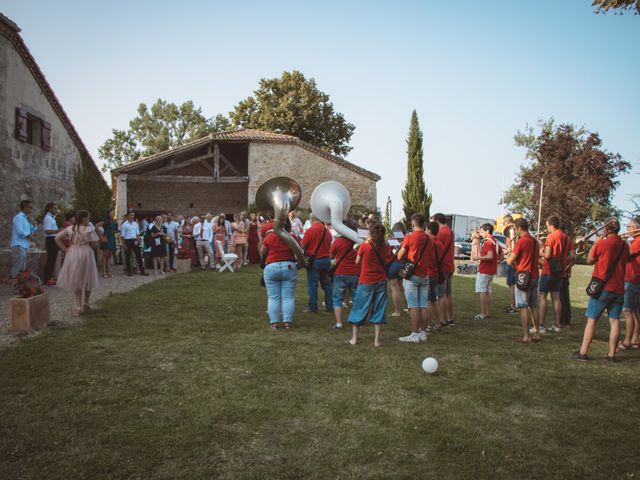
[255,177,307,268]
[310,181,363,245]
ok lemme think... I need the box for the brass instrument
[574,219,617,256]
[620,227,640,242]
[255,176,307,268]
[310,181,363,245]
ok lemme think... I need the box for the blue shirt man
[10,200,36,276]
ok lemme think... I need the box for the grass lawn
[1,264,639,479]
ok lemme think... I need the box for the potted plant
[175,246,192,274]
[9,270,50,333]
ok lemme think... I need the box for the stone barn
[0,13,106,247]
[111,129,380,220]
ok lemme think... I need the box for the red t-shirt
[330,237,360,276]
[262,232,297,264]
[436,225,455,273]
[260,220,274,238]
[400,230,437,277]
[540,229,572,277]
[590,235,628,295]
[512,233,539,279]
[302,223,331,259]
[358,241,392,285]
[625,236,640,283]
[478,235,501,275]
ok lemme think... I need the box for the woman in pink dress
[54,210,100,315]
[247,212,261,264]
[231,214,248,269]
[214,216,227,265]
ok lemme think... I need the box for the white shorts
[475,273,494,294]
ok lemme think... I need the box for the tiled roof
[112,128,381,181]
[0,13,106,185]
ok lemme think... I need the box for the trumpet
[620,227,640,242]
[574,219,617,255]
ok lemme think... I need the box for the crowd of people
[8,198,640,361]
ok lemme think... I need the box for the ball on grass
[422,357,438,374]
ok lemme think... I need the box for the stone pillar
[115,174,128,223]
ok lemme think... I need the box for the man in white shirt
[289,210,304,239]
[194,215,215,269]
[121,211,148,276]
[43,203,61,285]
[163,211,179,271]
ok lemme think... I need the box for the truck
[444,214,494,259]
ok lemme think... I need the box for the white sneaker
[418,330,428,342]
[529,325,546,334]
[549,325,562,333]
[399,332,420,343]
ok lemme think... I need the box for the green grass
[1,265,639,480]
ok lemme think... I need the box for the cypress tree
[401,110,432,227]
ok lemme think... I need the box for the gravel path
[0,270,163,351]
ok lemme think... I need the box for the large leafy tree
[503,119,630,235]
[99,99,228,172]
[401,110,432,227]
[592,0,640,14]
[230,71,355,157]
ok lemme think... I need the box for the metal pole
[536,177,544,238]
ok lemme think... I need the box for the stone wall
[247,143,377,209]
[0,35,81,248]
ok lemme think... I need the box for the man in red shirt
[433,213,455,326]
[397,214,438,343]
[507,218,541,343]
[472,223,502,321]
[301,214,333,313]
[572,219,628,362]
[538,216,575,333]
[427,221,443,328]
[329,219,360,329]
[619,219,640,352]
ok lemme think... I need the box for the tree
[73,154,113,221]
[503,119,630,235]
[401,110,432,227]
[384,197,392,236]
[99,99,229,172]
[593,0,640,14]
[230,71,355,157]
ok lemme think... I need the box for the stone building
[0,13,106,247]
[111,129,380,220]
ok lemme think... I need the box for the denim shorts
[348,281,388,325]
[515,277,539,309]
[623,282,640,312]
[504,264,516,286]
[539,274,560,293]
[387,261,403,280]
[585,289,624,320]
[436,271,453,297]
[403,275,430,308]
[475,273,494,294]
[332,275,359,308]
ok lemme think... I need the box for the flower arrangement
[12,270,44,299]
[177,246,190,259]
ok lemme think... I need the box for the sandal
[513,338,531,344]
[616,342,633,352]
[270,324,278,331]
[632,344,640,350]
[283,323,292,330]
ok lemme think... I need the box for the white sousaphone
[255,176,307,268]
[310,181,363,245]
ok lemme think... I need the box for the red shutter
[15,108,27,142]
[42,121,52,150]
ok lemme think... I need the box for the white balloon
[422,357,438,374]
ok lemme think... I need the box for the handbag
[586,242,626,298]
[516,237,537,291]
[304,227,327,271]
[399,233,429,280]
[547,235,568,276]
[329,240,354,280]
[234,233,248,245]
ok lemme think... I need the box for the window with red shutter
[42,121,51,150]
[15,108,28,142]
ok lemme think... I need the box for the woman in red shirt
[619,220,640,351]
[347,222,392,347]
[260,219,299,330]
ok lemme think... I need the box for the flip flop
[616,342,633,352]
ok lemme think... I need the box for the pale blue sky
[3,0,638,222]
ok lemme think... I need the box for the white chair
[215,240,238,272]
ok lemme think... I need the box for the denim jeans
[264,261,297,324]
[306,257,333,311]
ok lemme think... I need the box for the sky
[3,0,639,223]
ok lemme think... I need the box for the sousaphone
[310,181,363,245]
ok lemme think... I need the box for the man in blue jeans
[301,215,333,313]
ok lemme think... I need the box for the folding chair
[215,240,238,272]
